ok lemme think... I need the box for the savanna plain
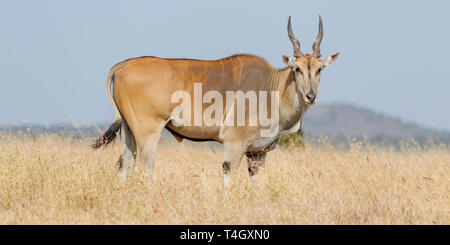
[0,132,448,224]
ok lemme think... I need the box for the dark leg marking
[246,152,267,177]
[117,155,124,170]
[248,165,257,176]
[222,161,231,174]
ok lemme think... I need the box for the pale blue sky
[0,0,449,130]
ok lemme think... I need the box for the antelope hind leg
[117,122,137,182]
[138,119,166,184]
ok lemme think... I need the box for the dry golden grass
[0,133,448,224]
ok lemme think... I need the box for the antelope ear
[282,55,296,68]
[321,51,340,67]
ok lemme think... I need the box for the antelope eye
[295,67,302,74]
[316,67,323,74]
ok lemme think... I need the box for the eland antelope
[93,16,339,187]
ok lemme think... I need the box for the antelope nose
[306,93,315,102]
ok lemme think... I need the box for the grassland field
[0,132,448,224]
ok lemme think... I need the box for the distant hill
[302,103,450,143]
[2,103,449,144]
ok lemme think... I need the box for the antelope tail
[92,66,124,150]
[91,119,122,149]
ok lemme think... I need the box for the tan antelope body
[93,16,339,186]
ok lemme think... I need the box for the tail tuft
[92,120,122,150]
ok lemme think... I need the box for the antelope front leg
[246,151,267,187]
[222,141,246,188]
